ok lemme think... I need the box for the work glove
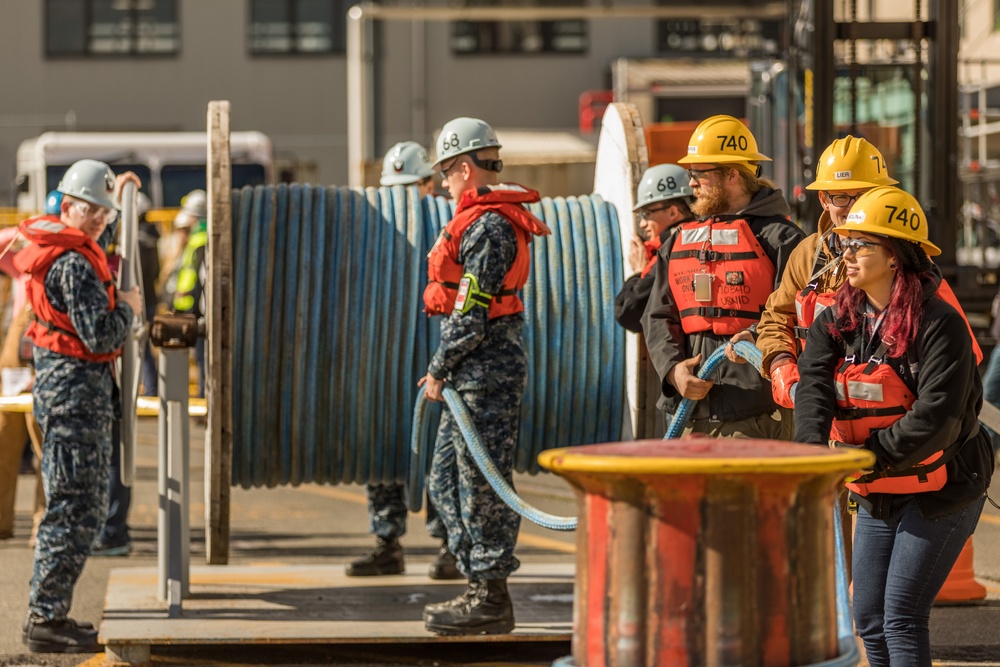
[769,359,799,409]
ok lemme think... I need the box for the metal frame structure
[801,0,959,260]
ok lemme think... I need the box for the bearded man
[640,115,804,439]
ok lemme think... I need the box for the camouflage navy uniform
[364,483,445,541]
[426,212,526,581]
[28,234,133,622]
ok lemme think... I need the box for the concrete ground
[1,416,999,666]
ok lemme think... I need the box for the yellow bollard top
[538,438,875,476]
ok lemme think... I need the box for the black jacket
[641,187,804,419]
[614,225,681,333]
[794,273,994,519]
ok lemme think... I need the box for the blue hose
[410,383,577,531]
[664,340,763,439]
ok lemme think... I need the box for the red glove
[770,360,800,409]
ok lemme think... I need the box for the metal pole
[930,0,959,263]
[158,347,191,612]
[347,5,372,188]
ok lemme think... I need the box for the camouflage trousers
[29,413,112,621]
[427,389,522,581]
[364,482,445,542]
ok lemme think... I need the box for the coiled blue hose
[230,185,623,489]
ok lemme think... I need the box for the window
[655,0,781,58]
[450,0,587,55]
[45,0,179,56]
[250,0,355,54]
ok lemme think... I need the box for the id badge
[694,272,713,302]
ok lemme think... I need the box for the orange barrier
[935,538,986,603]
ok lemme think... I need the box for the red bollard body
[539,438,873,667]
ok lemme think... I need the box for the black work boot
[23,616,100,653]
[428,544,463,580]
[424,579,515,635]
[345,537,405,576]
[422,583,474,619]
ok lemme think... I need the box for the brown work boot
[428,544,463,580]
[345,537,405,576]
[424,579,515,636]
[23,616,100,653]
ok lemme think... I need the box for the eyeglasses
[840,238,883,257]
[686,167,722,182]
[439,158,465,181]
[640,204,671,218]
[825,192,863,208]
[70,200,118,224]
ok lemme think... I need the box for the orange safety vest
[667,217,775,335]
[832,339,946,496]
[424,184,549,318]
[14,215,120,363]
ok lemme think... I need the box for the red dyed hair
[830,256,927,358]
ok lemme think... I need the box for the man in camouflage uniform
[348,142,460,581]
[15,160,141,653]
[420,118,549,636]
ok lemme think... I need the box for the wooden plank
[100,564,573,645]
[206,101,233,565]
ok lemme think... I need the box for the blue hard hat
[45,190,63,216]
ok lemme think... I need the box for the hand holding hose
[668,354,714,401]
[725,329,755,363]
[418,373,445,402]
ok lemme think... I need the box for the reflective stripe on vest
[667,217,774,336]
[833,346,945,495]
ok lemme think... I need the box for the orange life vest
[14,215,119,363]
[833,338,946,495]
[667,217,775,335]
[424,184,549,318]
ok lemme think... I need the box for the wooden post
[206,101,232,564]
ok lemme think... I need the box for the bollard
[538,438,873,667]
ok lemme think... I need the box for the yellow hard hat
[806,136,899,191]
[835,186,941,256]
[677,115,771,165]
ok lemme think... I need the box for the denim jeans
[852,495,985,667]
[982,346,1000,452]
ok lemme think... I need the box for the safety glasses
[686,167,723,182]
[640,204,671,218]
[439,158,465,182]
[825,192,863,208]
[71,200,118,224]
[840,238,883,258]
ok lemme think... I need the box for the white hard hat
[57,159,118,210]
[433,117,501,168]
[174,189,207,229]
[380,142,435,186]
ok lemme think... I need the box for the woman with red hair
[794,186,994,666]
